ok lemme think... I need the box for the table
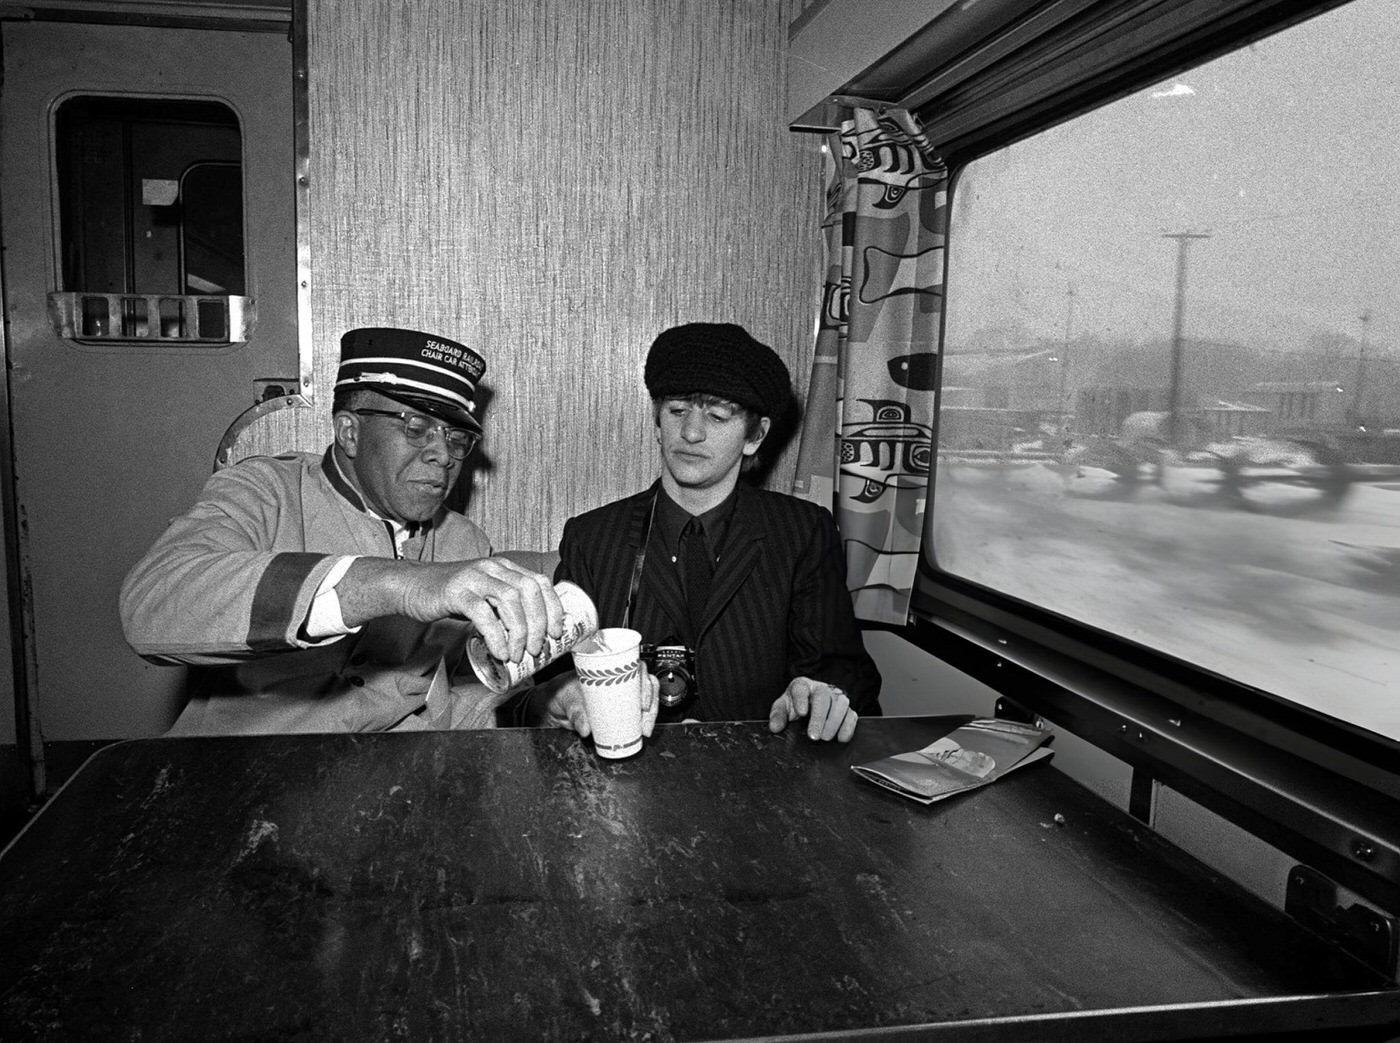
[1,717,1395,1041]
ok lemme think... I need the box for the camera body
[641,641,697,711]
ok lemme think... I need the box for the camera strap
[622,490,659,630]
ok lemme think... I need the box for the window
[930,0,1398,742]
[180,161,244,296]
[54,96,246,343]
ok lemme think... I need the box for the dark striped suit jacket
[556,481,881,722]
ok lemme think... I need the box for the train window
[53,96,245,343]
[179,161,244,297]
[931,0,1397,741]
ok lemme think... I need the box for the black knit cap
[643,322,791,421]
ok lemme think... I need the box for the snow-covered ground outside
[931,459,1400,741]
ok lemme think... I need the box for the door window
[54,96,245,343]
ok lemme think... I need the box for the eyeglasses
[351,409,480,459]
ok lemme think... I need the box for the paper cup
[467,580,599,693]
[573,627,645,759]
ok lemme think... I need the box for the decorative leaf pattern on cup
[577,662,640,686]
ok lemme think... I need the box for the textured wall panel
[245,0,823,554]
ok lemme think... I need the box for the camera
[640,641,697,711]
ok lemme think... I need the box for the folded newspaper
[852,718,1053,804]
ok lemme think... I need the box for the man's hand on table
[533,670,660,738]
[769,677,858,742]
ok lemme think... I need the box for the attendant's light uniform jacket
[120,449,495,735]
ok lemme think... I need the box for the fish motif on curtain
[792,107,947,624]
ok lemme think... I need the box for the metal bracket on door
[48,292,254,345]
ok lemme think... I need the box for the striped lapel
[696,484,765,641]
[635,485,688,638]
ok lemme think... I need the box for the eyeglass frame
[349,408,480,459]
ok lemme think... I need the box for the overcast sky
[946,0,1396,359]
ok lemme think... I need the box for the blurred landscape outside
[932,0,1399,740]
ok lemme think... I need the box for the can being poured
[467,580,599,693]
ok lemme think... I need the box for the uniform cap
[336,327,485,433]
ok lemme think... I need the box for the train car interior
[1,0,1397,1038]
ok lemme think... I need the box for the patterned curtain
[791,107,948,624]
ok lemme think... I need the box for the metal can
[466,580,599,693]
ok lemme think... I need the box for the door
[0,20,298,738]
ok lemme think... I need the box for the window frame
[902,0,1400,916]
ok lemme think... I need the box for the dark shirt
[652,484,736,605]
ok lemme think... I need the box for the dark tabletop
[1,716,1395,1042]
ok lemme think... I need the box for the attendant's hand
[343,556,563,664]
[538,670,659,738]
[769,677,858,742]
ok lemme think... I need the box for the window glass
[932,0,1399,740]
[180,161,244,295]
[55,96,243,341]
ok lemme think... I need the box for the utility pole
[1350,310,1372,427]
[1058,285,1075,436]
[1163,231,1211,445]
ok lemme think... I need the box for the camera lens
[657,668,691,707]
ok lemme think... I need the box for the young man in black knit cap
[543,322,881,740]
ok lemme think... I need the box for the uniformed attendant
[120,326,628,735]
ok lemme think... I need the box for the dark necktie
[680,516,712,636]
